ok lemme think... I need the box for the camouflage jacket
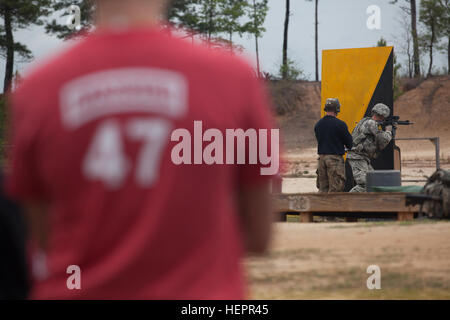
[347,117,392,160]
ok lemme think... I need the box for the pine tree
[419,0,445,77]
[390,0,421,77]
[435,0,449,74]
[168,0,202,31]
[45,0,263,56]
[244,0,268,77]
[306,0,319,81]
[218,0,247,45]
[0,0,53,92]
[47,0,205,38]
[196,0,221,41]
[282,0,290,80]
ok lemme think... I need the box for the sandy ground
[254,76,450,299]
[281,148,450,193]
[245,147,450,300]
[245,221,450,300]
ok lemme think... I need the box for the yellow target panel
[321,46,393,134]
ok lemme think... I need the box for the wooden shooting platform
[274,192,419,223]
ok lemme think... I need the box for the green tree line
[0,0,269,92]
[1,0,449,92]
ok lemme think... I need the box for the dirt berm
[272,75,450,158]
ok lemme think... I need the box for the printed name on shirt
[60,68,188,129]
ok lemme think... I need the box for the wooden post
[397,212,414,221]
[300,212,314,223]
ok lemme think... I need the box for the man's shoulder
[151,30,255,80]
[12,40,87,109]
[361,118,377,128]
[355,118,378,135]
[25,34,249,77]
[16,30,256,103]
[357,117,375,123]
[17,35,93,86]
[315,116,329,128]
[334,117,348,127]
[323,116,348,129]
[315,117,325,125]
[356,117,375,126]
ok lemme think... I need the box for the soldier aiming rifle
[347,103,413,193]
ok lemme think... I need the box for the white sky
[1,0,448,89]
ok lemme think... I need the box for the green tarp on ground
[369,186,424,193]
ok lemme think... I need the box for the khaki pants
[316,155,346,193]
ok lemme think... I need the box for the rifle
[379,116,414,138]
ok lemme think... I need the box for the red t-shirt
[6,26,275,299]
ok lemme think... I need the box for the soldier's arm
[362,119,380,137]
[375,130,392,150]
[364,119,392,150]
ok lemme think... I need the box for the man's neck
[95,0,165,29]
[326,112,336,117]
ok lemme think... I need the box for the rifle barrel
[396,121,414,125]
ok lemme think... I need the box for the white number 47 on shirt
[82,118,172,189]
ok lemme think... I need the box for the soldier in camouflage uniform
[347,103,392,192]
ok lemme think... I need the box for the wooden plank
[300,212,314,223]
[274,192,419,213]
[397,212,414,221]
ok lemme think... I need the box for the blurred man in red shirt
[5,0,276,299]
